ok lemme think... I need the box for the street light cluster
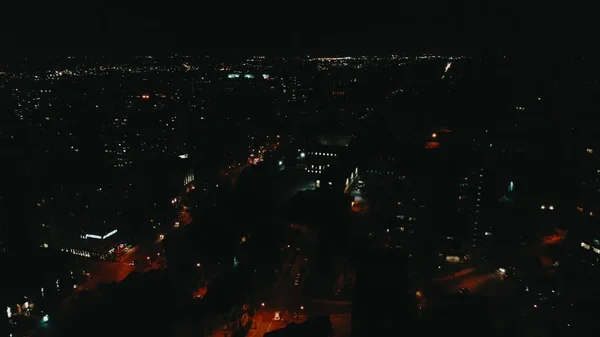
[541,205,554,210]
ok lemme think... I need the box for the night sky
[1,3,595,54]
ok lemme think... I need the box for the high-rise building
[573,146,600,268]
[458,167,488,255]
[102,115,131,169]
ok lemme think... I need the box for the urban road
[247,246,351,337]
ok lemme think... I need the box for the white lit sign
[103,229,118,239]
[83,229,118,240]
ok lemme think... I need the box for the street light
[261,302,265,307]
[300,306,304,310]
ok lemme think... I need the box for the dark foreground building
[352,249,417,337]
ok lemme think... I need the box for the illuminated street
[453,272,501,293]
[433,268,476,283]
[221,138,280,186]
[78,238,165,290]
[247,310,287,337]
[243,246,351,337]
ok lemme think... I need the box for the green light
[227,74,240,79]
[244,74,254,79]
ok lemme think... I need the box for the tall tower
[457,167,488,255]
[102,115,131,169]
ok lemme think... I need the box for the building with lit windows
[457,167,489,255]
[2,251,82,334]
[102,94,185,169]
[61,227,126,261]
[130,96,183,160]
[304,149,340,174]
[304,136,357,195]
[303,135,351,175]
[574,146,600,267]
[102,115,131,169]
[314,166,359,194]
